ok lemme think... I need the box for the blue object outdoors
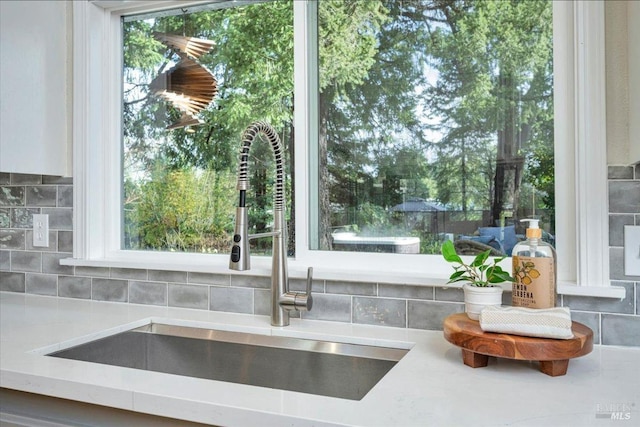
[478,225,518,255]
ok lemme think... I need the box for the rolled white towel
[479,306,574,339]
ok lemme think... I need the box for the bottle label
[512,255,556,308]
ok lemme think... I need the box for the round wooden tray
[443,313,593,376]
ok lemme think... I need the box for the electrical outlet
[33,214,49,247]
[624,225,640,277]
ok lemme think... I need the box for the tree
[423,0,553,226]
[317,0,389,249]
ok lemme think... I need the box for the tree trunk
[318,93,333,250]
[491,71,525,227]
[461,137,468,220]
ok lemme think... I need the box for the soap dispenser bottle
[511,219,557,308]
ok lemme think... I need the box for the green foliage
[524,130,555,211]
[126,167,236,252]
[318,0,388,93]
[355,202,390,231]
[441,240,515,287]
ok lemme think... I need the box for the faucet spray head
[229,205,250,271]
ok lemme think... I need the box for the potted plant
[441,240,515,320]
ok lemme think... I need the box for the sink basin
[47,323,408,400]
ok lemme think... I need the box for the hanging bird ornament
[150,32,218,130]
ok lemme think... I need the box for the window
[122,0,554,259]
[121,1,294,255]
[311,0,554,258]
[68,0,621,297]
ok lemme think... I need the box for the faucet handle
[280,267,314,312]
[293,266,313,311]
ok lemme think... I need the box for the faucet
[229,122,313,326]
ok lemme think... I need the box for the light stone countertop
[1,291,639,426]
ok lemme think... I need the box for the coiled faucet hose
[236,122,285,211]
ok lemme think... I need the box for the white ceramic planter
[463,284,503,320]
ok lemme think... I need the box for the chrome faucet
[229,122,313,326]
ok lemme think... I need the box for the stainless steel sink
[47,323,408,400]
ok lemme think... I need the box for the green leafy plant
[441,240,515,287]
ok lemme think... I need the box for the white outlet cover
[32,213,49,247]
[624,225,640,277]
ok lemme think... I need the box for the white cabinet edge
[0,1,71,177]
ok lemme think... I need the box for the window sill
[60,256,626,299]
[60,254,449,285]
[556,282,626,299]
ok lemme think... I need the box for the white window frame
[65,0,624,298]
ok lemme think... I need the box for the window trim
[66,0,624,298]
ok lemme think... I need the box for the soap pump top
[522,218,542,240]
[513,218,552,258]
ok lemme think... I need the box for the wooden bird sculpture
[153,32,215,60]
[150,33,218,129]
